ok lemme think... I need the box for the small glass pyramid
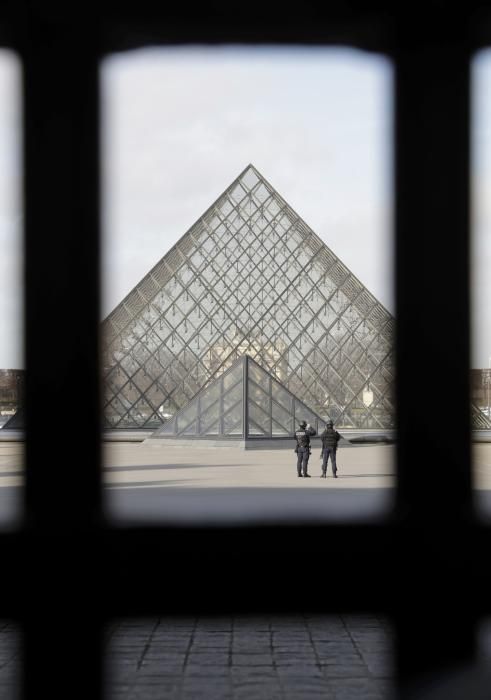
[471,402,491,429]
[102,164,395,430]
[150,355,327,440]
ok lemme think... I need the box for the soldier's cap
[327,420,333,426]
[299,420,307,428]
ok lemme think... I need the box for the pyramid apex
[233,163,269,193]
[240,163,260,176]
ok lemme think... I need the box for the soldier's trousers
[322,447,337,476]
[297,447,310,476]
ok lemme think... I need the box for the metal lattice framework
[151,354,328,440]
[471,402,491,429]
[101,164,395,430]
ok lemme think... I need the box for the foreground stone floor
[0,622,17,700]
[0,615,394,700]
[105,615,394,700]
[3,615,491,698]
[0,441,491,697]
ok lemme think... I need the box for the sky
[473,49,491,370]
[0,51,22,370]
[101,46,394,323]
[0,45,490,368]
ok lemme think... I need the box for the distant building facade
[471,368,491,428]
[0,369,25,425]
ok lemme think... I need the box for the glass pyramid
[150,354,327,440]
[471,402,491,429]
[101,164,395,430]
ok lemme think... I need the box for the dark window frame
[0,3,487,698]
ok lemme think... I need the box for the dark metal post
[243,355,249,439]
[394,28,475,693]
[22,12,102,700]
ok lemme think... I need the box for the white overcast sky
[100,46,394,323]
[0,45,490,368]
[0,51,22,370]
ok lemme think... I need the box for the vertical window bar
[23,19,102,700]
[394,36,474,685]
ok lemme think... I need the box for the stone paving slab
[3,616,491,698]
[104,614,395,700]
[0,622,20,700]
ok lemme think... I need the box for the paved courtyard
[0,440,397,524]
[103,441,396,524]
[103,440,396,490]
[3,440,491,523]
[1,441,491,696]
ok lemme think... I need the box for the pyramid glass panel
[249,402,270,430]
[248,381,270,414]
[272,402,293,433]
[248,421,267,436]
[223,406,243,435]
[200,383,221,412]
[102,165,395,430]
[200,402,220,433]
[176,404,196,432]
[272,420,290,437]
[223,362,243,391]
[149,355,329,441]
[272,383,293,412]
[295,404,319,430]
[223,383,242,412]
[202,420,220,435]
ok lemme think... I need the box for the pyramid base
[144,437,303,450]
